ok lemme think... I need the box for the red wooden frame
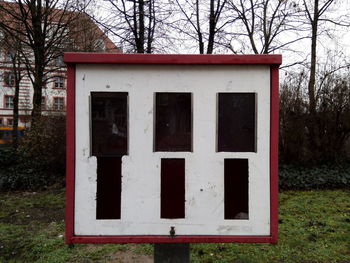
[64,53,281,244]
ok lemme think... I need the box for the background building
[0,5,119,128]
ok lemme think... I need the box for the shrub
[279,71,350,165]
[279,163,350,190]
[0,115,66,191]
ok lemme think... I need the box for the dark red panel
[155,93,192,152]
[96,157,122,219]
[218,93,256,152]
[270,66,280,243]
[91,92,128,157]
[71,235,274,243]
[161,159,185,219]
[65,64,75,244]
[224,159,249,220]
[64,53,282,66]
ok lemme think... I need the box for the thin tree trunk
[195,0,204,54]
[31,69,44,124]
[307,0,320,159]
[308,0,318,117]
[137,0,145,53]
[12,78,20,149]
[207,0,216,54]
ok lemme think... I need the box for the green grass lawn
[0,188,349,263]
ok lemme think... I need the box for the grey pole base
[154,243,190,263]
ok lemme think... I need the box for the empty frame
[91,92,128,220]
[91,92,128,157]
[96,157,122,219]
[155,93,192,152]
[224,159,249,220]
[160,159,186,219]
[218,93,256,152]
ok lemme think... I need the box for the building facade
[0,7,119,128]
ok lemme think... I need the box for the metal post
[154,243,190,263]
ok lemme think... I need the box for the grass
[0,188,349,263]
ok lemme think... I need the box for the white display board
[74,64,271,236]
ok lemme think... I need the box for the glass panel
[161,158,185,219]
[224,159,249,220]
[155,93,192,152]
[218,93,256,152]
[91,92,128,157]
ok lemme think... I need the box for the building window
[55,55,64,66]
[94,39,105,52]
[0,118,3,125]
[5,95,14,109]
[54,76,65,89]
[5,51,14,62]
[41,97,46,109]
[4,72,15,87]
[7,118,13,126]
[53,97,64,110]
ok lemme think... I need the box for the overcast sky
[91,0,350,73]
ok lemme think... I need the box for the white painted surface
[75,64,271,236]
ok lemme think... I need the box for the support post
[154,243,190,263]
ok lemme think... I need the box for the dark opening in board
[155,93,192,152]
[218,93,256,152]
[96,157,122,219]
[91,92,128,157]
[161,159,185,219]
[224,159,249,220]
[91,92,127,220]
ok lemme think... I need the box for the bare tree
[0,0,81,124]
[173,0,229,54]
[94,0,170,53]
[0,31,26,148]
[301,0,350,158]
[226,0,307,55]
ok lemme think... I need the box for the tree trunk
[207,0,215,54]
[308,0,318,117]
[137,0,145,53]
[31,69,44,125]
[307,0,320,160]
[12,77,20,149]
[195,0,204,54]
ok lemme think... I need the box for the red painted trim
[70,235,273,244]
[270,66,279,243]
[64,53,282,65]
[65,64,75,244]
[65,55,281,244]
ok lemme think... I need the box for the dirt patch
[107,250,153,263]
[0,206,64,225]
